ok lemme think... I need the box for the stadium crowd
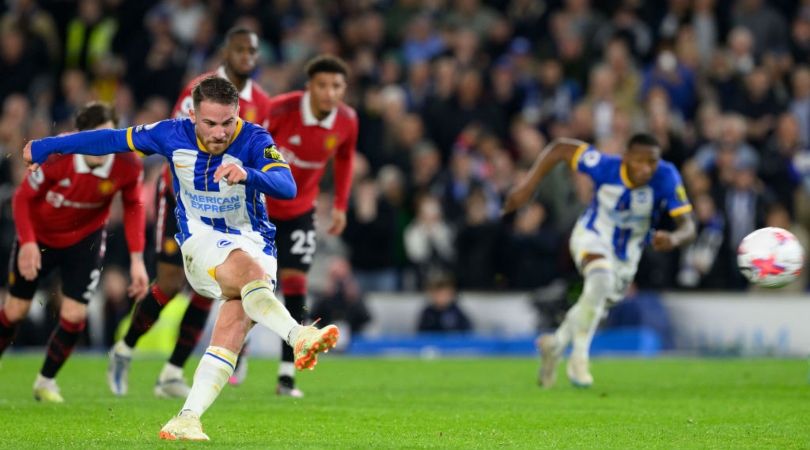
[0,0,809,342]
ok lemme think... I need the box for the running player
[0,102,148,402]
[23,76,339,441]
[107,25,272,398]
[260,55,357,397]
[503,133,696,388]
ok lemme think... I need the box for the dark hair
[192,75,239,111]
[305,55,349,79]
[225,26,255,44]
[75,102,118,130]
[627,133,660,150]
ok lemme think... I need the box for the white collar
[301,91,337,129]
[74,154,114,178]
[217,66,253,101]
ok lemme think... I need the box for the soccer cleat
[228,356,248,386]
[107,345,132,396]
[154,378,191,399]
[159,410,209,441]
[293,324,339,370]
[33,375,64,403]
[276,376,304,398]
[567,356,594,388]
[537,334,562,388]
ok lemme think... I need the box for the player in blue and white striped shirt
[23,76,339,441]
[504,133,696,388]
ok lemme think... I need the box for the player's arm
[11,167,55,280]
[120,158,149,300]
[652,169,697,251]
[22,123,166,169]
[213,131,296,199]
[652,212,697,252]
[329,116,357,235]
[503,138,589,214]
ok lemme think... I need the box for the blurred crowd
[1,0,810,334]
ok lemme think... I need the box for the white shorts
[569,226,638,302]
[179,229,278,300]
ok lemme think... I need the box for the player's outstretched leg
[160,250,338,441]
[107,283,174,396]
[155,293,212,398]
[277,271,308,397]
[562,258,613,388]
[240,279,338,371]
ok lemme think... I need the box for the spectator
[310,257,371,337]
[504,200,561,290]
[404,194,454,288]
[454,187,502,290]
[417,272,472,333]
[343,177,399,292]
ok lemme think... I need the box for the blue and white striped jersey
[571,144,692,263]
[31,118,296,257]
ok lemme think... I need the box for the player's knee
[59,297,88,323]
[3,296,31,322]
[242,263,266,285]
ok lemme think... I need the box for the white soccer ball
[737,227,805,288]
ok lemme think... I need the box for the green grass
[0,355,809,449]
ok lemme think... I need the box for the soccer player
[503,134,696,388]
[259,55,357,397]
[0,102,148,402]
[107,25,272,398]
[23,76,339,441]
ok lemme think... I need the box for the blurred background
[1,0,809,358]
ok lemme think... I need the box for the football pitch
[0,355,808,449]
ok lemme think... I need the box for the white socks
[182,346,236,417]
[278,362,296,378]
[555,258,613,360]
[159,362,184,382]
[241,280,303,345]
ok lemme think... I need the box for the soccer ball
[737,227,805,288]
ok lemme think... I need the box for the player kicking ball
[107,26,274,399]
[503,134,696,388]
[23,76,339,441]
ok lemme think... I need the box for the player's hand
[502,184,533,215]
[18,242,41,281]
[327,209,347,235]
[128,256,149,300]
[652,231,676,252]
[214,163,247,185]
[22,141,40,172]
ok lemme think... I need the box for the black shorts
[155,174,183,266]
[271,210,316,272]
[8,228,105,304]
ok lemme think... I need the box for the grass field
[0,354,809,449]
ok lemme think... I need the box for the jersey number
[290,230,316,264]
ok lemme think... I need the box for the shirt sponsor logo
[184,191,242,213]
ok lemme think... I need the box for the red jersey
[264,91,357,220]
[172,66,272,126]
[12,153,145,251]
